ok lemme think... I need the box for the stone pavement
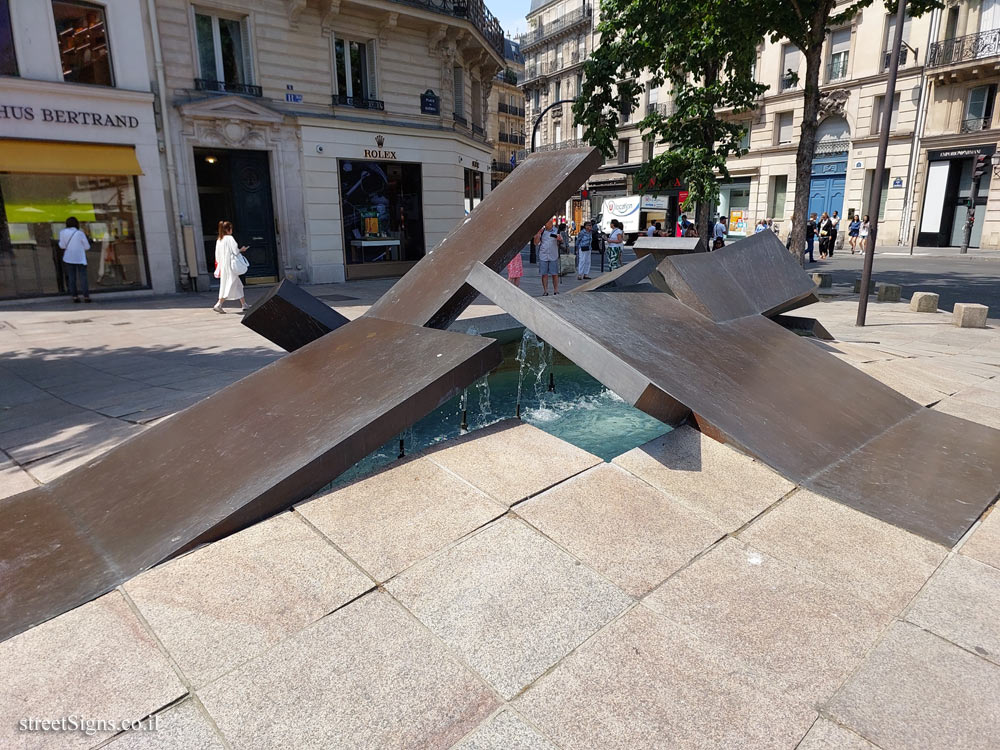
[1,277,1000,748]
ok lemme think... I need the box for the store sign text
[364,149,397,159]
[0,104,139,128]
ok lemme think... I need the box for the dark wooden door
[230,151,278,279]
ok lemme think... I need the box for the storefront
[0,78,172,300]
[717,177,752,237]
[917,144,995,248]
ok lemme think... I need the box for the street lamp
[530,98,577,152]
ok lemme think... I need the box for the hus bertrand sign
[0,104,139,128]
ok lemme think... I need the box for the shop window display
[52,1,113,87]
[339,160,424,268]
[0,174,149,299]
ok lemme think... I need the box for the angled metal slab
[365,147,603,330]
[241,279,351,352]
[567,254,658,294]
[0,320,500,642]
[467,261,1000,546]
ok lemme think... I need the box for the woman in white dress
[213,220,249,313]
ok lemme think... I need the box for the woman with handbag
[818,212,833,259]
[213,220,250,314]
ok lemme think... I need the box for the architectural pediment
[179,95,284,125]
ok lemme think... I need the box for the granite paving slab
[612,425,794,530]
[739,490,946,614]
[827,621,1000,750]
[0,399,90,434]
[103,700,226,750]
[645,537,892,705]
[386,517,632,699]
[931,396,1000,430]
[517,463,723,596]
[855,362,948,405]
[796,718,879,749]
[949,382,1000,409]
[453,710,557,750]
[906,554,1000,665]
[197,592,498,750]
[0,460,36,500]
[297,456,504,582]
[961,505,1000,570]
[3,417,126,464]
[514,605,814,749]
[124,512,372,687]
[424,420,602,507]
[0,591,186,750]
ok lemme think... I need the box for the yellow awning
[0,139,143,176]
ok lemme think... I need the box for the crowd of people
[799,210,872,263]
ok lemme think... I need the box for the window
[533,88,540,109]
[576,72,583,94]
[555,44,563,70]
[0,0,16,76]
[862,169,889,220]
[645,139,654,162]
[554,122,561,143]
[619,91,632,123]
[965,84,997,132]
[470,79,482,127]
[554,79,561,100]
[53,1,113,86]
[464,168,483,214]
[334,37,377,103]
[871,93,900,134]
[828,28,850,81]
[776,112,794,144]
[769,175,788,218]
[739,120,751,150]
[618,138,630,164]
[195,12,252,91]
[453,66,464,122]
[781,44,800,89]
[883,12,912,69]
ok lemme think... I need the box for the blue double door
[808,152,847,219]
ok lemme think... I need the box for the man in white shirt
[646,222,656,237]
[58,216,91,303]
[533,218,563,296]
[712,216,727,250]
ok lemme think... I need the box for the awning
[0,139,143,176]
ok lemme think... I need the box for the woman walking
[213,220,250,314]
[606,219,624,270]
[859,215,871,255]
[58,216,91,303]
[506,245,524,287]
[848,214,861,253]
[818,212,833,259]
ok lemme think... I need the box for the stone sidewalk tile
[0,591,186,750]
[739,490,946,615]
[906,554,1000,666]
[0,399,90,434]
[827,621,1000,750]
[961,505,1000,570]
[645,538,892,706]
[103,700,226,750]
[124,512,372,688]
[855,362,947,405]
[514,605,814,750]
[612,425,794,530]
[424,420,602,507]
[796,718,879,749]
[931,396,1000,430]
[0,459,37,499]
[452,710,558,750]
[297,456,505,582]
[882,358,985,395]
[949,382,1000,409]
[518,464,723,597]
[24,423,146,483]
[3,416,122,464]
[198,592,498,750]
[386,517,632,699]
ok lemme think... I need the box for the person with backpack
[58,216,91,303]
[213,220,250,314]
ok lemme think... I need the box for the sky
[492,0,533,37]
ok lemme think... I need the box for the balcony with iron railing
[881,46,915,72]
[499,102,526,117]
[646,102,673,118]
[928,28,1000,68]
[333,93,385,110]
[453,112,469,127]
[961,115,993,133]
[195,78,262,97]
[499,132,526,145]
[522,51,584,85]
[491,159,514,173]
[520,5,592,51]
[826,55,849,82]
[391,0,504,58]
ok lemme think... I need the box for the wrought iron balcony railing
[646,102,672,118]
[453,112,468,127]
[333,93,385,110]
[498,102,525,117]
[881,47,912,71]
[491,160,514,173]
[194,78,262,97]
[520,6,592,51]
[780,74,798,91]
[928,28,1000,68]
[826,55,849,81]
[961,116,992,133]
[472,123,485,137]
[390,0,503,58]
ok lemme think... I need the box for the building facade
[153,0,502,286]
[488,38,524,189]
[0,0,173,300]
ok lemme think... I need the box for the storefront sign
[928,144,996,161]
[471,160,480,169]
[420,89,440,115]
[892,177,903,188]
[364,134,396,160]
[0,104,138,128]
[678,190,689,205]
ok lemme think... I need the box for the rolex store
[0,140,149,299]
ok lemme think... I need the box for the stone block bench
[910,292,939,313]
[953,303,989,328]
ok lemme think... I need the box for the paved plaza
[1,274,1000,748]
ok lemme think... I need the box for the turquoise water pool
[331,332,671,486]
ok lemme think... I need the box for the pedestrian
[646,221,656,237]
[606,219,624,269]
[712,215,727,249]
[654,221,664,236]
[507,244,524,287]
[676,213,688,237]
[818,212,832,259]
[534,218,563,296]
[859,215,871,254]
[830,210,840,257]
[806,213,817,262]
[754,220,766,234]
[558,222,571,255]
[784,214,795,249]
[848,213,861,253]
[213,220,250,313]
[770,218,780,236]
[58,216,91,303]
[576,220,593,279]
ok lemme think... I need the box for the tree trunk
[698,64,719,248]
[788,25,828,267]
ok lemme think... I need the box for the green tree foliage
[575,0,766,239]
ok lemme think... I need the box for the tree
[575,0,766,241]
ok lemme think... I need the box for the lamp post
[857,0,907,326]
[527,98,578,263]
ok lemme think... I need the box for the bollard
[877,283,901,302]
[853,277,876,294]
[909,291,939,313]
[811,272,832,289]
[953,303,989,328]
